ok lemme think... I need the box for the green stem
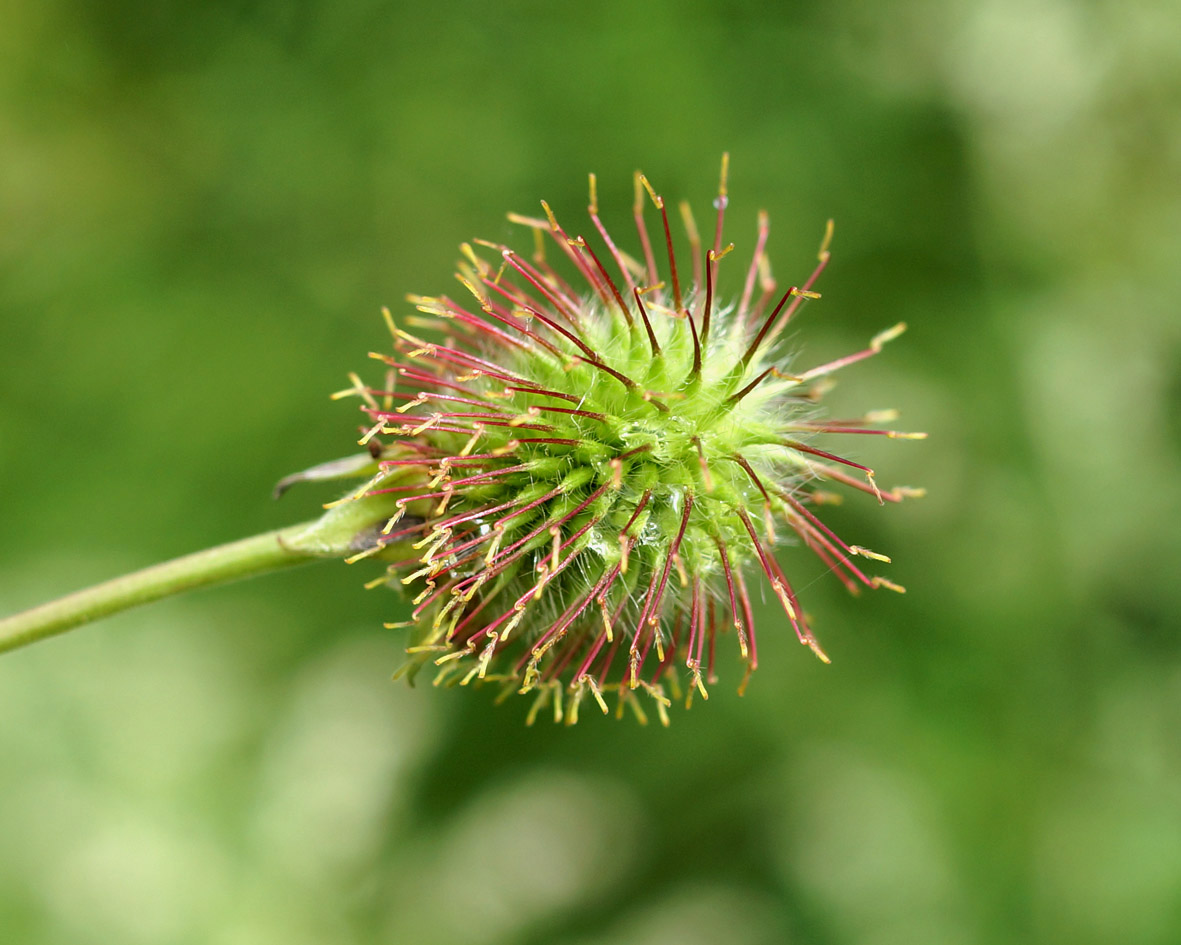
[0,522,325,655]
[0,471,417,656]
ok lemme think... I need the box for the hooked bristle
[335,157,923,725]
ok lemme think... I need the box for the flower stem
[0,523,325,655]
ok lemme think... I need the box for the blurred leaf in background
[2,1,1179,943]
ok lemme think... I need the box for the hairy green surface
[344,185,915,721]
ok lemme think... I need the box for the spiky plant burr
[331,156,925,724]
[0,156,923,726]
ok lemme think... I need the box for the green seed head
[333,157,924,725]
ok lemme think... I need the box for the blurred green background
[2,1,1180,943]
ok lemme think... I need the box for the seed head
[334,157,924,725]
